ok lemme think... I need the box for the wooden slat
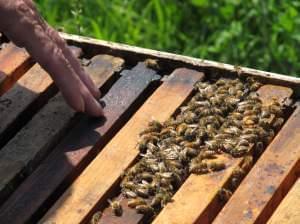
[267,178,300,224]
[0,45,84,148]
[40,68,204,224]
[96,85,292,224]
[151,85,293,224]
[0,61,159,224]
[0,64,56,148]
[0,43,33,95]
[213,103,300,224]
[0,55,124,205]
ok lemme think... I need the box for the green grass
[35,0,300,77]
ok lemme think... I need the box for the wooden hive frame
[0,32,299,224]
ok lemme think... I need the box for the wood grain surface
[267,178,300,224]
[40,68,204,224]
[0,60,162,224]
[96,85,292,224]
[0,43,33,95]
[0,55,123,207]
[0,64,56,148]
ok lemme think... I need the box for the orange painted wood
[0,55,123,205]
[0,43,33,95]
[0,64,56,148]
[213,103,300,224]
[0,46,83,148]
[0,61,162,224]
[40,68,204,224]
[267,178,300,224]
[96,85,292,224]
[152,85,293,224]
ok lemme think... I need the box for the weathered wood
[0,61,160,224]
[0,64,56,148]
[40,68,204,224]
[213,103,300,224]
[0,45,84,148]
[0,43,33,95]
[0,55,124,206]
[61,32,300,98]
[267,178,300,224]
[96,85,292,224]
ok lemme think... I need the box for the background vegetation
[35,0,300,77]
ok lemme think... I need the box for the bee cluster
[102,77,285,219]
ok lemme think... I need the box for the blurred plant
[35,0,300,77]
[71,0,84,34]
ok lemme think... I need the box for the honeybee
[269,104,283,116]
[136,187,149,198]
[194,81,210,90]
[136,204,154,215]
[198,150,217,160]
[122,189,137,198]
[240,134,257,143]
[120,179,135,189]
[237,139,250,147]
[222,142,235,153]
[230,167,245,189]
[231,146,249,157]
[218,188,232,202]
[127,198,147,208]
[272,117,284,129]
[240,155,253,172]
[144,58,160,70]
[150,194,163,208]
[223,126,241,135]
[176,123,188,136]
[249,80,262,91]
[140,121,162,135]
[254,141,264,156]
[261,109,271,118]
[205,140,221,151]
[108,199,123,216]
[90,211,102,224]
[230,112,243,120]
[189,161,209,174]
[138,172,153,182]
[208,161,226,172]
[184,127,198,141]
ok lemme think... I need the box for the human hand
[0,0,103,116]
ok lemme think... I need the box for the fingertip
[88,105,105,117]
[69,94,85,114]
[84,96,105,117]
[94,88,101,100]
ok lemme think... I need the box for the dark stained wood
[0,64,57,148]
[97,85,293,224]
[0,46,84,148]
[40,68,204,224]
[0,43,33,95]
[267,178,300,224]
[0,61,160,224]
[0,55,124,208]
[213,103,300,224]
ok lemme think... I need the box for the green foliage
[35,0,300,77]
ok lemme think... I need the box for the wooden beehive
[0,32,299,224]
